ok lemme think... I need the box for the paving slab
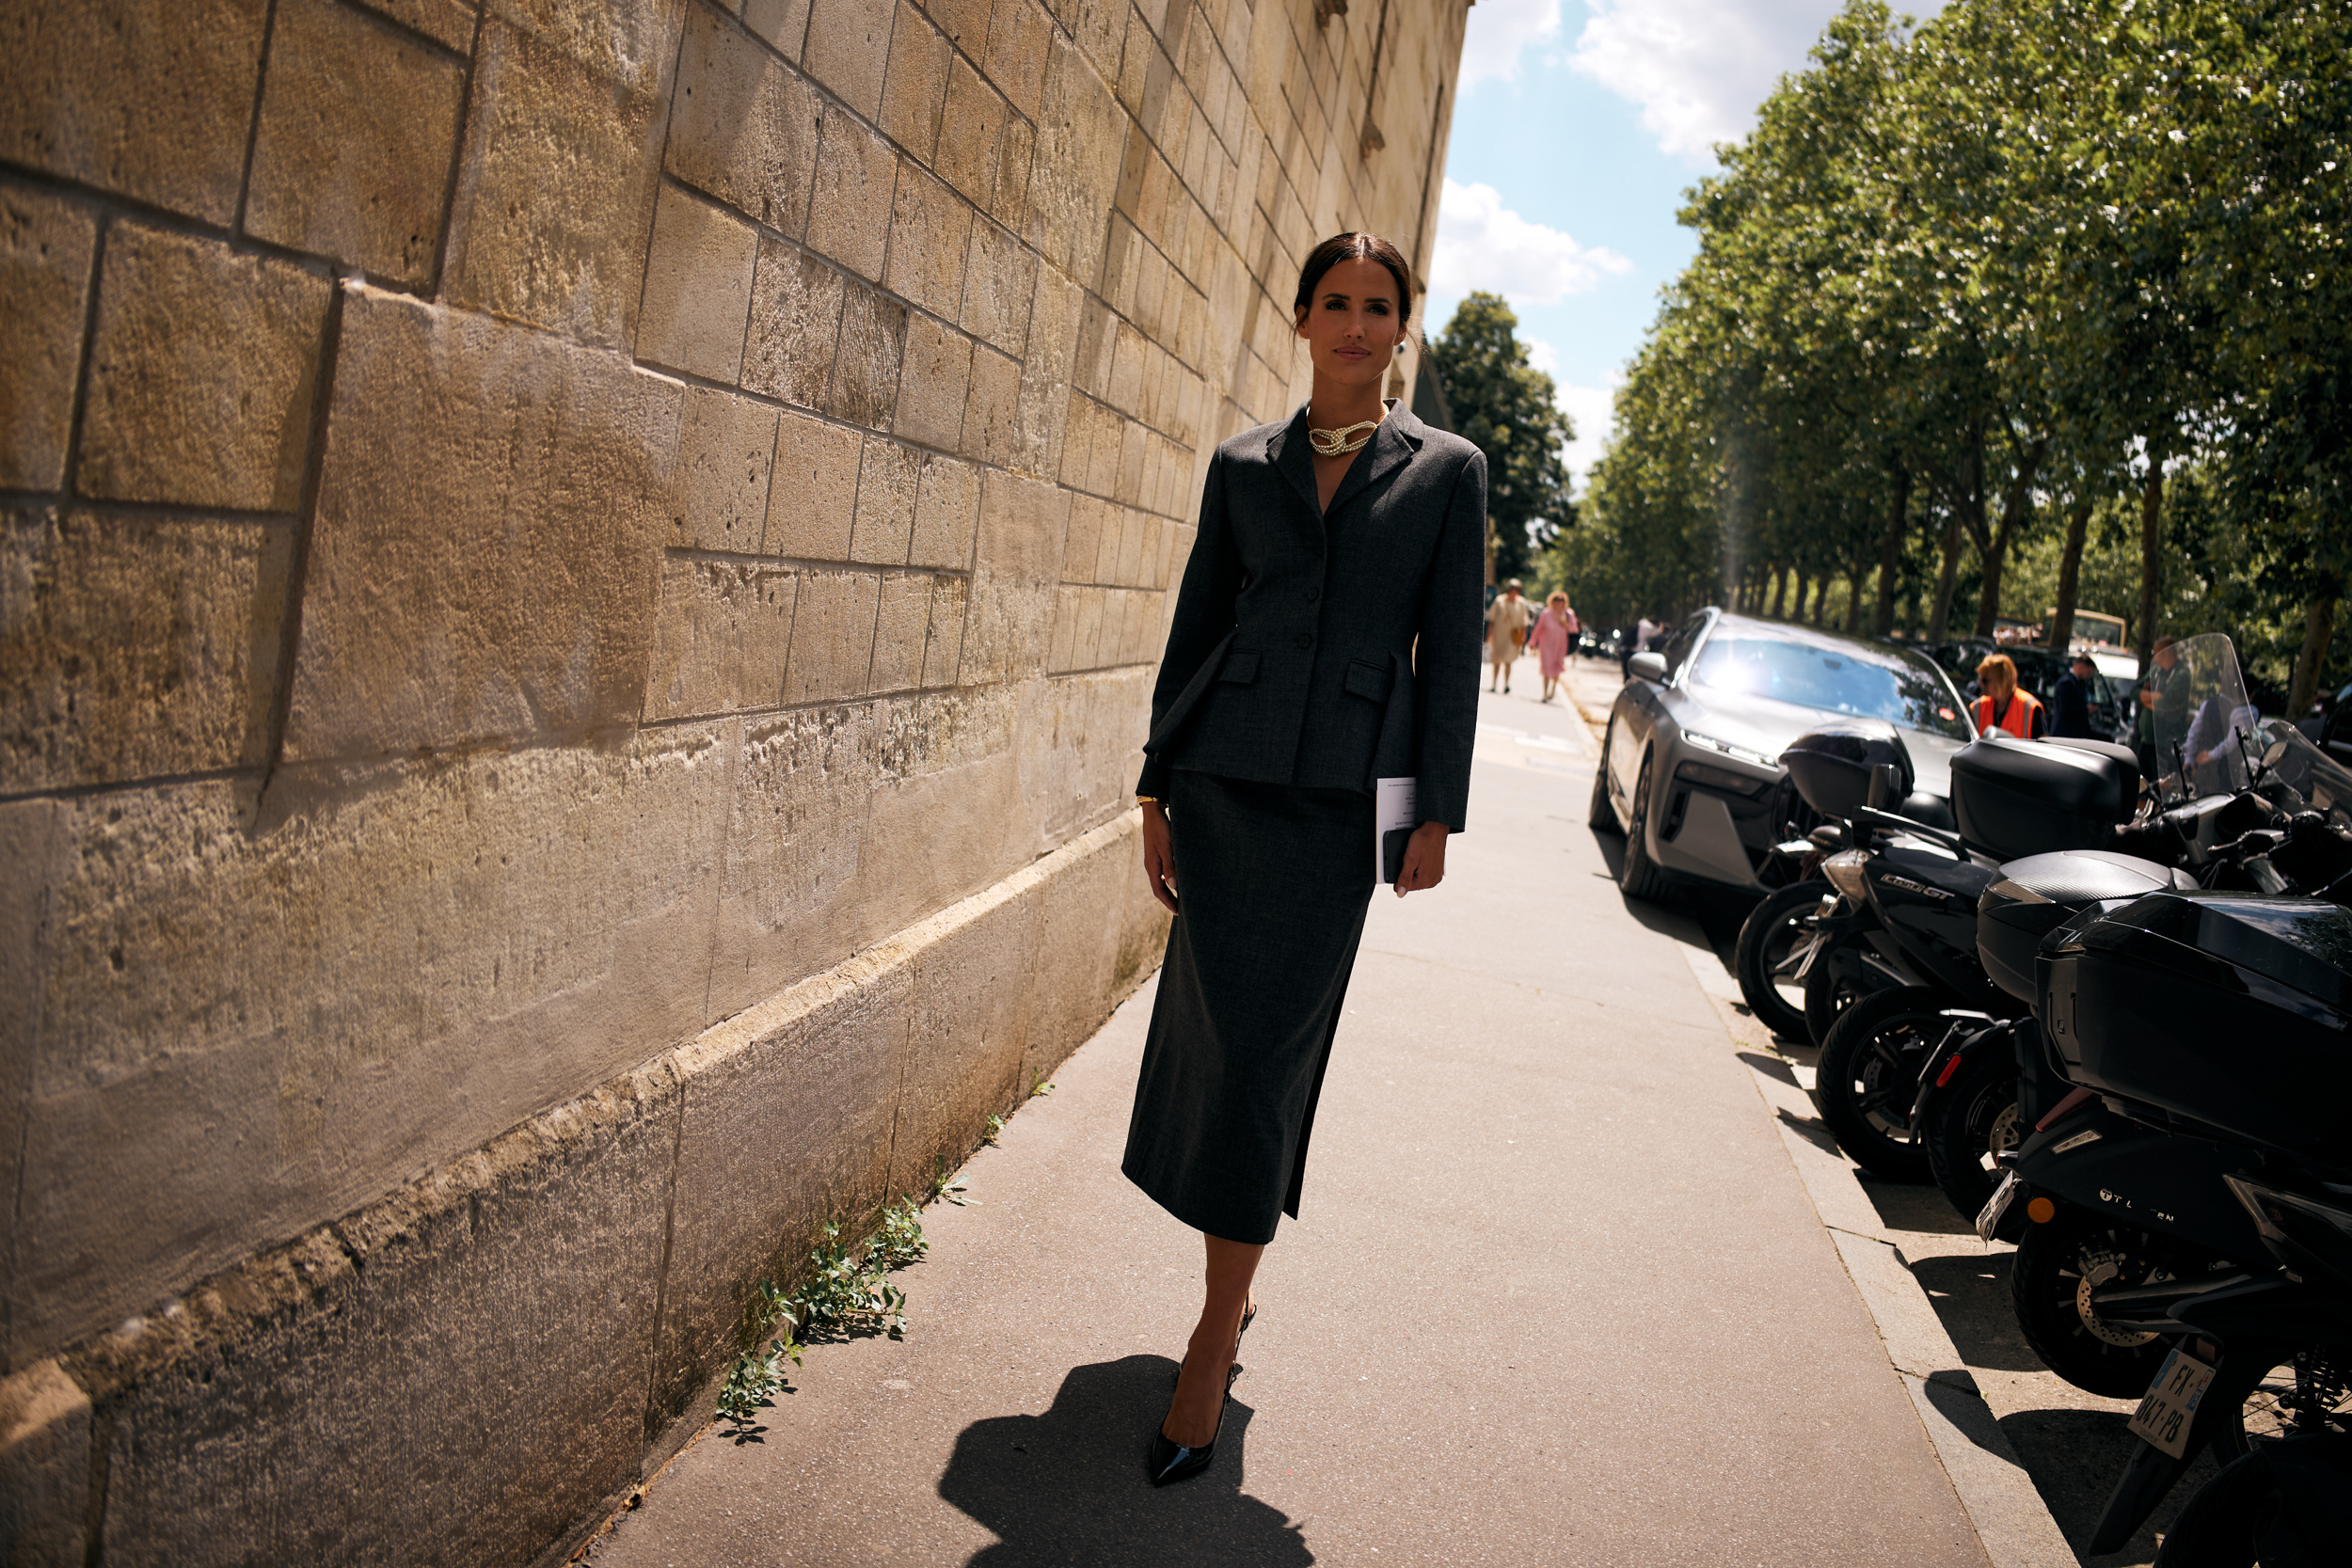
[585,677,1990,1566]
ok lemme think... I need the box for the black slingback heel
[1146,1301,1258,1487]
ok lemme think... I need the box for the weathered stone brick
[981,0,1052,119]
[77,225,331,512]
[885,164,973,321]
[0,185,97,491]
[849,436,921,563]
[767,409,864,560]
[0,0,267,226]
[638,184,758,383]
[1057,493,1101,582]
[934,58,1007,212]
[1046,583,1077,671]
[644,554,795,719]
[990,113,1036,230]
[349,0,478,53]
[909,453,980,569]
[0,1361,90,1567]
[785,569,881,703]
[926,0,993,53]
[879,2,951,163]
[1,507,292,794]
[959,469,1065,682]
[805,110,898,283]
[743,0,812,58]
[867,571,933,691]
[922,575,969,687]
[802,0,897,119]
[282,286,680,758]
[892,314,973,451]
[742,240,845,409]
[959,220,1036,356]
[442,18,668,349]
[669,387,778,553]
[667,8,821,237]
[245,0,466,286]
[961,341,1021,466]
[827,278,906,428]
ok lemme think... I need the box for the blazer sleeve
[1412,449,1486,832]
[1136,449,1242,798]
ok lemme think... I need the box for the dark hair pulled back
[1294,232,1414,331]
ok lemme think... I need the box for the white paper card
[1375,776,1418,882]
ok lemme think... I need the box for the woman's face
[1295,257,1404,392]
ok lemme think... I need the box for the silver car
[1588,610,1978,898]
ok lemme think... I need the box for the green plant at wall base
[794,1222,909,1341]
[717,1278,803,1434]
[871,1196,928,1272]
[928,1154,968,1206]
[982,1113,1006,1144]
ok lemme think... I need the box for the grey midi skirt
[1120,770,1377,1244]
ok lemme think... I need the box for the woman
[1124,233,1486,1486]
[1973,652,2047,739]
[1530,590,1574,703]
[1486,578,1530,692]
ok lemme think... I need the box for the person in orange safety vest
[1973,653,2047,738]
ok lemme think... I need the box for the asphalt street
[585,659,1994,1567]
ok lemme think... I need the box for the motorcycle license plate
[1976,1171,2021,1244]
[2126,1347,2216,1461]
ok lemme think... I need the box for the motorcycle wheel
[1814,986,1944,1181]
[1802,933,1878,1047]
[2152,1433,2352,1568]
[1616,751,1671,902]
[1920,1046,2022,1222]
[2010,1205,2212,1399]
[1735,879,1826,1042]
[1588,726,1618,832]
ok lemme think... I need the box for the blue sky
[1426,0,1944,487]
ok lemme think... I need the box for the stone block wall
[1,0,1466,1557]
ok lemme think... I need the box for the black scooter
[1782,724,2157,1180]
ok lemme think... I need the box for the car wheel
[1616,750,1671,901]
[1588,724,1619,832]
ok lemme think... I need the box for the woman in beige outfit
[1487,578,1531,692]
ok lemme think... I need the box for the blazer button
[1304,587,1320,602]
[1295,632,1313,649]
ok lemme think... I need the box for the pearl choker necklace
[1308,419,1381,456]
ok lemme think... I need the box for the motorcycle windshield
[2153,633,2256,800]
[2259,717,2352,834]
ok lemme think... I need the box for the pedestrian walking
[1487,578,1531,692]
[1531,590,1573,703]
[1126,231,1485,1488]
[2050,652,2099,739]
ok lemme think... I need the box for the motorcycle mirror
[2263,737,2291,769]
[1866,762,1902,810]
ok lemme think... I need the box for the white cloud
[1569,0,1887,163]
[1431,180,1630,306]
[1459,0,1566,88]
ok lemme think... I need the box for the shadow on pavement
[1999,1405,2220,1565]
[936,1355,1313,1566]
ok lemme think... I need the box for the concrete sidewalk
[584,679,1994,1566]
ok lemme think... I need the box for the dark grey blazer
[1136,403,1487,832]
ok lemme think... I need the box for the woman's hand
[1141,800,1179,912]
[1393,821,1449,896]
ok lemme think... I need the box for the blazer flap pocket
[1217,649,1261,684]
[1344,658,1393,702]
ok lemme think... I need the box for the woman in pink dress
[1531,591,1574,703]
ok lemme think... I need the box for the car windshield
[1687,637,1972,739]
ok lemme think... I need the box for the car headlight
[1682,730,1781,769]
[1821,847,1871,902]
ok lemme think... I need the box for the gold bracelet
[1136,794,1162,806]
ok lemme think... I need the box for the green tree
[1426,292,1577,581]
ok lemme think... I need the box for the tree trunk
[2047,495,2093,648]
[1792,571,1810,624]
[1974,435,2046,638]
[1814,575,1833,628]
[1875,465,1910,637]
[1768,564,1787,619]
[1929,513,1965,640]
[2288,570,2342,719]
[2135,459,2166,672]
[1846,559,1866,633]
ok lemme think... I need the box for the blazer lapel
[1266,408,1321,522]
[1324,401,1422,518]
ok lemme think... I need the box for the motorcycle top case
[1950,732,2137,861]
[1781,721,1914,822]
[2038,893,2352,1170]
[1977,849,2195,1003]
